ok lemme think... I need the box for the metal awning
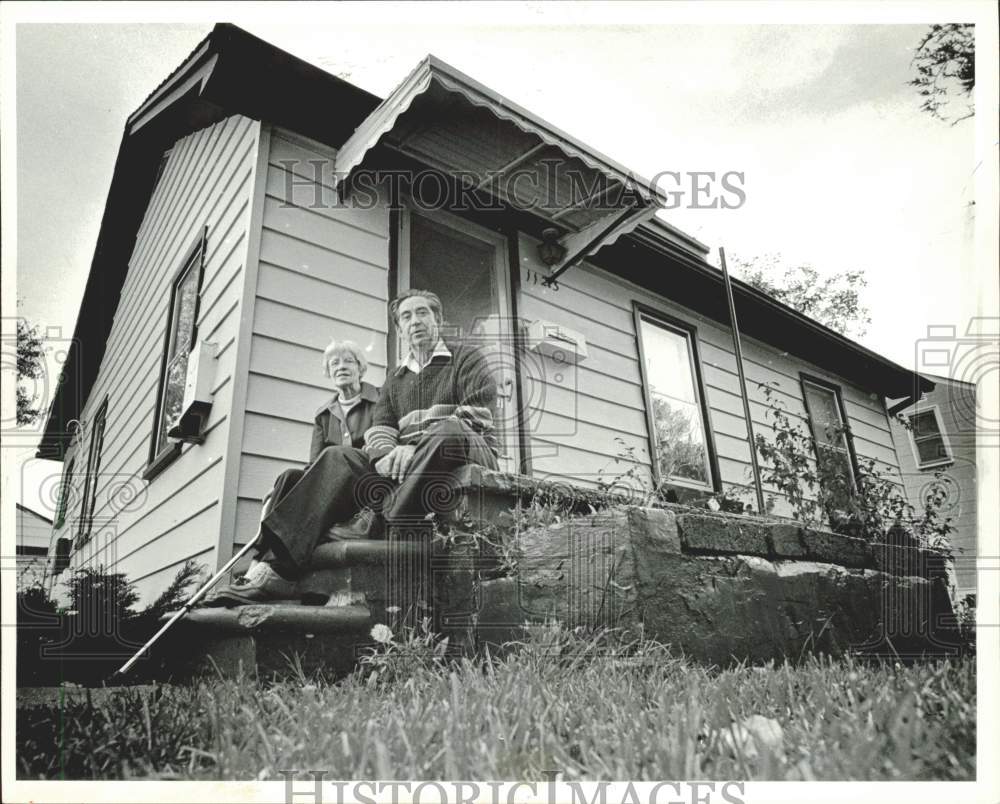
[334,55,667,281]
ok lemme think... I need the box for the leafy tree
[909,24,975,124]
[17,318,44,425]
[732,254,871,338]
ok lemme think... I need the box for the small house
[889,374,977,598]
[15,504,51,590]
[38,24,931,604]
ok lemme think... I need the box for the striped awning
[334,55,667,281]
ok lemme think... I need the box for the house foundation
[164,468,961,680]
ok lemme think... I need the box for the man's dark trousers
[261,417,498,577]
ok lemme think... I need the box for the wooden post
[719,247,766,514]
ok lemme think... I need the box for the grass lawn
[16,627,975,781]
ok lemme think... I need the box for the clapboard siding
[517,233,904,516]
[234,130,390,539]
[48,116,261,605]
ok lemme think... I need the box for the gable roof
[38,24,931,457]
[16,503,53,526]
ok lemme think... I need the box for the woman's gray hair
[322,339,368,378]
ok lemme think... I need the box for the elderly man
[209,289,498,605]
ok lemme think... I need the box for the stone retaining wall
[470,505,959,665]
[170,469,962,679]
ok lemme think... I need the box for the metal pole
[719,247,766,514]
[112,533,262,678]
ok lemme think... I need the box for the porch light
[537,228,566,267]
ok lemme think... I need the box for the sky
[5,4,997,515]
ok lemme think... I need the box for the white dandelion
[370,623,394,644]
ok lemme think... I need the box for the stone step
[169,603,373,633]
[311,538,430,568]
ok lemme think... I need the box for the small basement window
[908,407,953,468]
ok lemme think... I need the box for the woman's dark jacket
[309,381,380,463]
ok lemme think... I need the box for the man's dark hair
[390,289,443,327]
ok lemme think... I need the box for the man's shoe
[203,561,298,607]
[326,507,384,541]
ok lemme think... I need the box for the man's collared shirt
[402,339,451,375]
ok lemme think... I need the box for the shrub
[754,382,955,550]
[17,561,206,686]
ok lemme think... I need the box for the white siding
[518,233,904,516]
[16,507,51,588]
[48,116,262,604]
[232,129,390,552]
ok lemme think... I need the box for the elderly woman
[309,339,380,459]
[208,340,378,605]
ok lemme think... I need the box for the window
[53,457,75,530]
[908,407,953,468]
[800,377,857,515]
[636,312,714,490]
[77,398,108,546]
[147,230,206,477]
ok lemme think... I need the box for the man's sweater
[364,341,498,460]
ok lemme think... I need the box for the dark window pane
[409,213,497,338]
[911,410,941,438]
[916,436,947,463]
[155,351,189,456]
[78,402,107,544]
[816,444,854,512]
[54,458,75,529]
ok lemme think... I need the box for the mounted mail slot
[167,340,217,443]
[525,320,589,363]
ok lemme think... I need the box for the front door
[398,207,519,472]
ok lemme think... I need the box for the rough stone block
[767,523,807,558]
[476,577,530,652]
[676,512,770,557]
[515,512,637,630]
[871,543,924,577]
[799,529,872,568]
[627,507,681,554]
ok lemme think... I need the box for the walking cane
[111,531,262,678]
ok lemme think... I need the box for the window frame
[906,404,954,469]
[144,228,207,481]
[633,303,720,493]
[798,373,862,504]
[76,397,108,548]
[53,456,76,530]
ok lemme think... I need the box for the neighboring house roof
[921,373,977,391]
[15,503,54,526]
[37,23,932,457]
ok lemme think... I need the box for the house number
[525,269,559,290]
